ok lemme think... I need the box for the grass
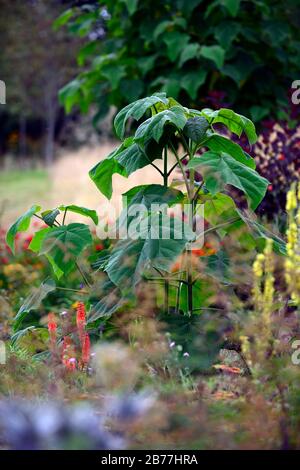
[0,169,50,226]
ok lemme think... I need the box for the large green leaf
[187,151,269,210]
[40,223,92,276]
[6,205,41,254]
[123,184,184,208]
[106,214,195,290]
[89,138,156,199]
[201,108,257,144]
[206,133,256,168]
[59,205,98,225]
[134,106,187,144]
[114,92,168,139]
[89,157,127,199]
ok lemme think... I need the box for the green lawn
[0,169,50,226]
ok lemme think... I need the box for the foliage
[57,0,300,124]
[6,94,284,328]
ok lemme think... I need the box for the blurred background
[0,0,299,225]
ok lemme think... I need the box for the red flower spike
[76,302,86,344]
[47,313,57,347]
[81,332,91,365]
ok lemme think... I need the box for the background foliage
[60,0,300,124]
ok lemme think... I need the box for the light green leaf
[46,255,64,280]
[187,151,269,210]
[29,227,52,253]
[6,205,41,254]
[206,133,256,168]
[114,93,168,139]
[40,223,92,276]
[204,193,237,225]
[59,205,98,225]
[200,45,225,69]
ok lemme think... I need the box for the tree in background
[0,0,81,165]
[57,0,300,126]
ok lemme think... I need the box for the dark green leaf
[181,70,207,100]
[183,116,209,143]
[42,209,60,227]
[135,106,187,144]
[179,43,201,67]
[200,45,225,69]
[187,151,269,210]
[114,93,168,139]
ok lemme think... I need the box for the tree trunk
[44,98,56,167]
[19,114,27,166]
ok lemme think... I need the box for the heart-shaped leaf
[187,151,268,210]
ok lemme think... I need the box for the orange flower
[213,364,242,375]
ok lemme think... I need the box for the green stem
[75,261,91,288]
[163,146,168,187]
[62,208,68,225]
[56,286,89,295]
[169,142,191,198]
